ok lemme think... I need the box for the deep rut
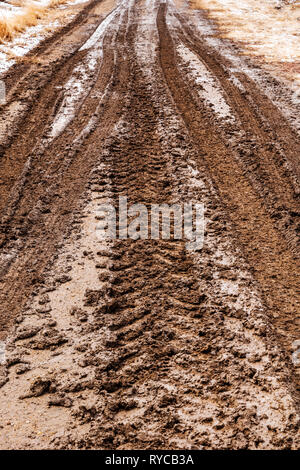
[158,2,300,385]
[0,1,130,337]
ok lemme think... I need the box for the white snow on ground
[49,59,96,139]
[0,20,60,77]
[69,0,88,4]
[0,1,84,78]
[79,4,119,51]
[177,43,235,121]
[49,2,122,140]
[192,0,300,84]
[0,2,19,13]
[183,2,300,132]
[0,1,52,15]
[135,0,159,80]
[166,4,235,121]
[0,341,5,365]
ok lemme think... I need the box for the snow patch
[0,341,5,365]
[79,5,119,51]
[177,43,235,121]
[49,4,123,140]
[0,20,61,77]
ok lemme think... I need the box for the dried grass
[0,0,69,42]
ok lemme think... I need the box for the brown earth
[0,0,299,450]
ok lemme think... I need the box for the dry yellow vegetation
[0,0,69,42]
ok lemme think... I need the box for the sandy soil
[0,0,299,450]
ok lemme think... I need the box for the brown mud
[0,0,299,450]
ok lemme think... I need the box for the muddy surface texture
[0,0,299,450]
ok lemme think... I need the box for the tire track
[0,0,131,338]
[167,4,300,253]
[53,0,299,449]
[158,1,300,391]
[171,5,300,182]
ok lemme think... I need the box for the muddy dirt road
[0,0,299,450]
